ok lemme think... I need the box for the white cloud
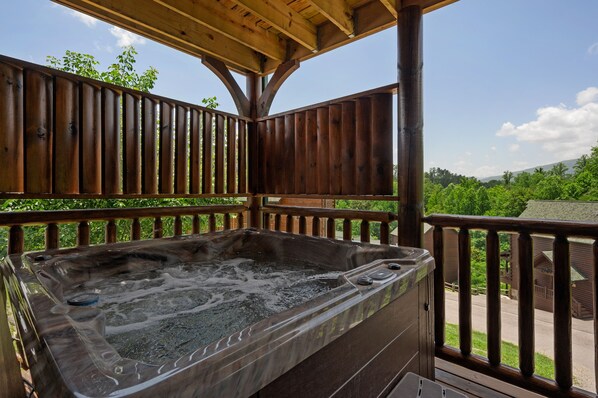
[474,165,499,178]
[588,42,598,55]
[68,10,97,27]
[513,161,529,168]
[110,27,146,47]
[509,143,520,152]
[576,87,598,106]
[490,146,496,151]
[497,86,598,159]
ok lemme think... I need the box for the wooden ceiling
[53,0,457,75]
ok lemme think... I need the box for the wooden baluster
[380,222,389,245]
[518,231,535,377]
[142,97,157,194]
[202,111,213,193]
[8,225,24,255]
[360,220,370,243]
[215,114,225,193]
[274,214,281,231]
[174,215,183,236]
[227,117,237,194]
[192,214,200,234]
[593,240,598,392]
[486,229,501,366]
[224,213,231,230]
[238,120,247,193]
[340,101,356,195]
[343,219,352,241]
[106,220,117,243]
[159,102,173,194]
[209,214,217,232]
[190,109,201,194]
[327,218,335,239]
[237,212,244,229]
[294,112,306,193]
[131,218,141,240]
[153,217,163,238]
[316,107,330,194]
[299,216,307,235]
[286,215,294,234]
[433,226,445,347]
[458,228,472,356]
[54,77,79,194]
[24,69,53,194]
[263,213,270,230]
[312,216,320,237]
[175,105,188,194]
[329,104,342,195]
[370,93,393,195]
[102,88,121,194]
[46,223,59,250]
[305,110,318,194]
[553,234,572,389]
[77,221,90,246]
[283,114,295,194]
[355,97,372,194]
[80,82,102,194]
[123,92,141,194]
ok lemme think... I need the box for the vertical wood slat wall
[0,56,249,196]
[256,91,393,196]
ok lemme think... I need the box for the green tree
[47,46,158,92]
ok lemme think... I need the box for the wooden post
[397,4,423,248]
[247,73,263,228]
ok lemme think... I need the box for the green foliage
[47,46,158,92]
[201,96,219,109]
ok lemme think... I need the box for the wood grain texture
[371,93,393,194]
[202,111,213,193]
[237,120,247,193]
[159,102,173,194]
[328,104,342,195]
[485,230,501,367]
[214,114,225,193]
[340,101,356,194]
[316,107,330,194]
[54,77,79,194]
[189,109,201,194]
[305,109,318,194]
[174,105,188,194]
[355,97,371,194]
[226,117,237,193]
[24,69,53,193]
[0,62,23,193]
[518,232,535,377]
[458,228,472,356]
[102,88,121,194]
[553,234,572,389]
[123,92,141,194]
[141,97,157,194]
[294,112,306,193]
[80,83,102,194]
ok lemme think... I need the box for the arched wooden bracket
[257,60,300,118]
[202,56,251,117]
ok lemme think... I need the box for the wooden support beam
[257,60,300,117]
[379,0,398,18]
[55,0,262,73]
[202,56,251,117]
[155,0,286,61]
[307,0,354,37]
[229,0,318,52]
[396,4,423,248]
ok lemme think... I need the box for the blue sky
[2,0,597,178]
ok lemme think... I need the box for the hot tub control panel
[346,259,423,293]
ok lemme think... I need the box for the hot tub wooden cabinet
[2,229,434,398]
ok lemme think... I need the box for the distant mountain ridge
[480,158,578,182]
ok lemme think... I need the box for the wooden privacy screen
[0,55,248,196]
[256,89,394,196]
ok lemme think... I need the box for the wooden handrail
[423,214,598,239]
[0,205,246,226]
[262,205,396,223]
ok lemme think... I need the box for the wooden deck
[436,359,546,398]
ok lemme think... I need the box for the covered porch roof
[52,0,457,75]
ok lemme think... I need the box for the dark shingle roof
[519,200,598,222]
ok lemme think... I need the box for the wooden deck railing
[261,205,396,244]
[424,214,598,398]
[0,54,250,198]
[1,205,246,255]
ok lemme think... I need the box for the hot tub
[2,228,434,397]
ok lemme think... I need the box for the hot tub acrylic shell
[2,229,435,397]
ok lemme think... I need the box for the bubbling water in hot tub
[65,258,342,364]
